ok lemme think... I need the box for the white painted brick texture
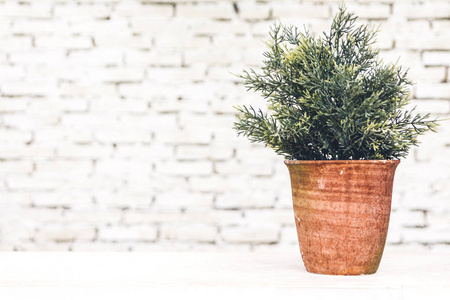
[0,0,449,252]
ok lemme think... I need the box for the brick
[98,225,158,242]
[36,225,96,242]
[272,4,330,19]
[189,175,249,193]
[124,210,181,224]
[414,119,450,162]
[115,145,174,160]
[394,2,450,19]
[0,36,31,50]
[1,81,57,97]
[408,100,449,115]
[161,223,217,242]
[36,160,93,175]
[181,210,244,226]
[211,98,240,114]
[213,128,248,145]
[279,226,299,245]
[118,83,161,99]
[415,83,450,99]
[342,4,391,19]
[215,191,276,209]
[56,99,89,112]
[118,114,178,130]
[12,19,70,35]
[238,3,271,20]
[66,209,122,224]
[0,130,32,144]
[221,225,279,244]
[96,160,152,174]
[236,145,278,160]
[3,114,59,129]
[155,129,212,145]
[95,130,152,143]
[35,36,92,49]
[427,212,450,231]
[17,243,72,252]
[147,66,206,82]
[245,209,294,226]
[213,34,256,49]
[408,66,446,83]
[386,220,402,244]
[176,145,233,160]
[67,49,123,65]
[148,174,189,193]
[242,47,266,67]
[32,193,93,209]
[94,193,153,208]
[59,82,117,97]
[191,21,249,35]
[0,99,28,112]
[153,191,213,211]
[130,18,189,34]
[251,21,276,36]
[71,242,130,252]
[156,161,213,176]
[433,20,450,31]
[114,2,173,17]
[9,50,66,65]
[7,175,65,190]
[423,51,450,66]
[0,161,32,173]
[86,67,145,83]
[381,20,430,37]
[0,2,51,18]
[94,34,152,49]
[71,19,129,35]
[178,113,234,130]
[155,35,210,49]
[54,3,111,19]
[376,34,394,50]
[152,97,209,113]
[61,114,116,129]
[184,49,241,66]
[215,160,273,176]
[0,145,53,159]
[0,224,34,245]
[0,65,25,81]
[402,227,450,244]
[33,128,93,144]
[396,34,450,50]
[177,4,235,19]
[57,145,112,159]
[124,50,182,66]
[393,210,427,228]
[91,98,147,113]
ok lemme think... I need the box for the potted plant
[233,6,438,275]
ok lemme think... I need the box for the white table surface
[0,247,449,300]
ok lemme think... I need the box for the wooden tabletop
[0,247,448,299]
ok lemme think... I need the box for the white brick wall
[0,0,449,252]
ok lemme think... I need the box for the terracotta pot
[285,160,400,275]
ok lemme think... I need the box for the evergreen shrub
[234,6,438,160]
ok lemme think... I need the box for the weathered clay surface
[285,160,400,275]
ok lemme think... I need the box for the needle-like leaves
[234,5,438,160]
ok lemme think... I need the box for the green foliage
[233,6,438,160]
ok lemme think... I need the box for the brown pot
[285,160,400,275]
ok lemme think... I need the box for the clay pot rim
[284,159,400,165]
